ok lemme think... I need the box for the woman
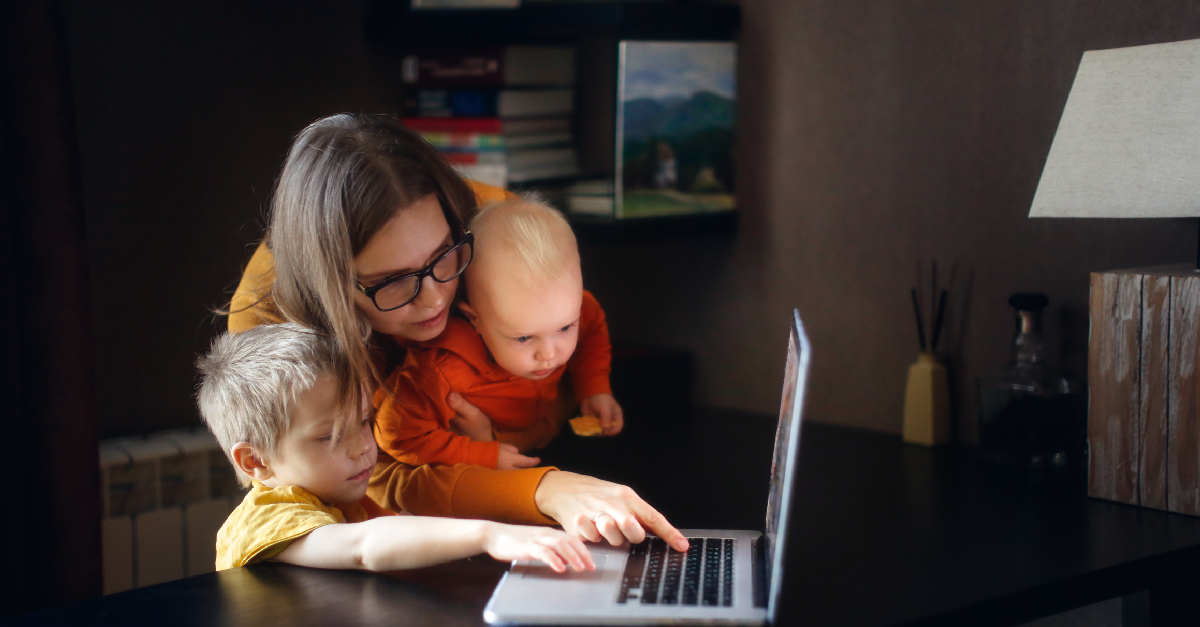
[229,113,686,551]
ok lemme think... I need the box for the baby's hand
[484,523,595,573]
[497,443,541,470]
[448,392,495,441]
[580,394,624,436]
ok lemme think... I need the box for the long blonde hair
[267,114,475,405]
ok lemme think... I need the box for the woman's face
[352,194,459,341]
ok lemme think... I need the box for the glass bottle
[976,293,1086,470]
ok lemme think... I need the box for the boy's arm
[375,359,502,469]
[273,516,593,573]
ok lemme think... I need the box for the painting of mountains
[617,41,736,219]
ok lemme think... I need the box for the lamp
[1030,38,1200,516]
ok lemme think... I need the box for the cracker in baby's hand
[569,415,603,437]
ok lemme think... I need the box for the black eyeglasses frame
[354,231,474,312]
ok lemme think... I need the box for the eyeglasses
[355,232,474,312]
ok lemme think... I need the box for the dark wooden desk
[14,411,1200,626]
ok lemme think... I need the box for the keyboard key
[617,539,650,604]
[640,538,668,604]
[723,539,734,606]
[703,539,721,606]
[682,538,702,605]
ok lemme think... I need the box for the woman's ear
[231,442,273,482]
[457,300,481,329]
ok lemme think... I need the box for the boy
[197,322,593,572]
[374,198,622,471]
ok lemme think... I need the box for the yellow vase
[903,352,951,446]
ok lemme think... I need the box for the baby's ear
[231,442,273,481]
[457,300,481,329]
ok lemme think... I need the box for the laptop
[484,309,810,625]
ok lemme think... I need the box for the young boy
[197,322,593,572]
[374,198,622,471]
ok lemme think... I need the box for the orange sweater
[375,291,612,469]
[226,180,556,525]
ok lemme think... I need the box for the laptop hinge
[751,536,768,608]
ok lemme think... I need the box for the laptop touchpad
[521,552,611,581]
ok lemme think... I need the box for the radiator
[99,428,244,594]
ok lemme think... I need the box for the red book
[402,118,503,134]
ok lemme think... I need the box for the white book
[567,194,615,216]
[454,163,509,189]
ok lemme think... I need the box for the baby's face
[262,374,377,505]
[467,278,583,381]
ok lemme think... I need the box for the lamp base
[1090,264,1200,515]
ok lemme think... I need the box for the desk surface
[17,410,1200,627]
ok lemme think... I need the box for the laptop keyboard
[617,537,734,607]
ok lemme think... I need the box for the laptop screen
[763,310,810,623]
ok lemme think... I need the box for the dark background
[58,1,1200,441]
[3,0,1198,615]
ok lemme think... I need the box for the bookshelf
[365,1,742,240]
[365,2,741,45]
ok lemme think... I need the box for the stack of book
[401,46,580,188]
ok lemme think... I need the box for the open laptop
[484,309,810,625]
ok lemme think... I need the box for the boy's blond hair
[196,323,352,486]
[468,197,580,289]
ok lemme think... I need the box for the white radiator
[99,429,244,594]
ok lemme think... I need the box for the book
[502,117,571,136]
[451,163,508,189]
[566,194,615,216]
[616,41,737,219]
[419,132,505,150]
[402,117,503,134]
[565,180,616,216]
[503,131,572,149]
[507,147,579,183]
[442,150,506,166]
[403,89,574,119]
[402,46,575,87]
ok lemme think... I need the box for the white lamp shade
[1030,38,1200,218]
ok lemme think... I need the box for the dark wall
[583,1,1200,441]
[62,1,1200,441]
[64,0,400,436]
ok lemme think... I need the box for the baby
[374,198,622,470]
[197,322,592,572]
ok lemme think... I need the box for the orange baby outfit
[374,291,612,469]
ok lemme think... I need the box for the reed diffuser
[903,260,952,446]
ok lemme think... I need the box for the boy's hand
[498,443,541,470]
[484,523,595,573]
[448,392,495,441]
[580,394,624,435]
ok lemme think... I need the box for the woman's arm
[274,516,594,573]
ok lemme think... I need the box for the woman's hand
[533,471,689,552]
[483,523,595,573]
[447,392,495,441]
[580,393,624,435]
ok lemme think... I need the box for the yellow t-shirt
[215,481,390,570]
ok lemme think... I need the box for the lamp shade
[1029,38,1200,218]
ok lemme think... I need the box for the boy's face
[462,275,583,381]
[260,374,377,505]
